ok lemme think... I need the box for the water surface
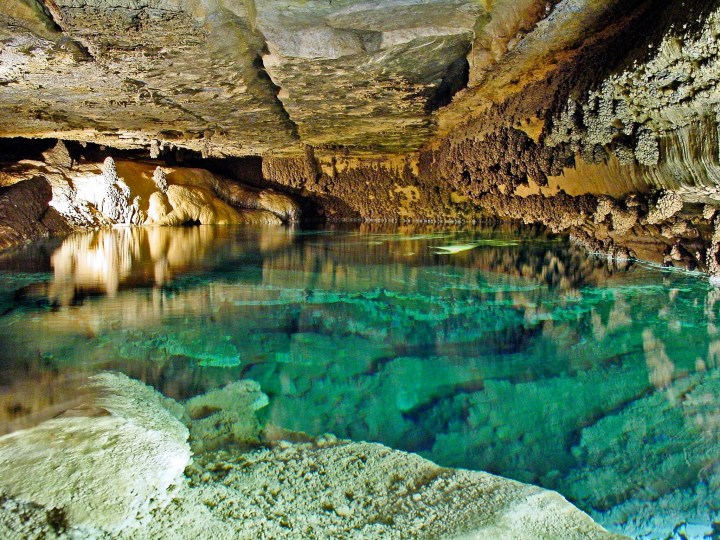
[0,224,718,539]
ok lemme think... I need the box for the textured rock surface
[140,439,624,540]
[0,150,299,248]
[5,0,720,277]
[0,370,624,539]
[3,226,719,537]
[0,0,501,156]
[0,372,191,535]
[185,380,269,452]
[0,175,71,249]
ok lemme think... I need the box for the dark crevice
[0,138,56,163]
[32,0,64,32]
[426,57,470,113]
[253,49,301,141]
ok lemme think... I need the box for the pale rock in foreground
[0,373,190,535]
[0,374,625,539]
[134,439,627,540]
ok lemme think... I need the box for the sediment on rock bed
[0,372,625,539]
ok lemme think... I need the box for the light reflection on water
[0,224,718,539]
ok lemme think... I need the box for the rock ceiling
[0,0,569,157]
[0,0,490,156]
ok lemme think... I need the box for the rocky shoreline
[0,372,625,539]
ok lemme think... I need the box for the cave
[1,0,719,538]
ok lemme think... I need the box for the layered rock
[254,0,720,279]
[0,0,499,156]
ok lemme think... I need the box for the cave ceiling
[0,0,637,158]
[0,0,490,156]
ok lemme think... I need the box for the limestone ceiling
[0,0,494,156]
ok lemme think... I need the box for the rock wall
[0,175,71,250]
[256,0,720,277]
[4,0,720,278]
[0,142,301,248]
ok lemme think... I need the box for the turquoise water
[0,224,718,539]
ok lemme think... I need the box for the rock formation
[2,0,720,279]
[0,372,191,535]
[0,371,625,539]
[0,151,299,241]
[0,175,71,249]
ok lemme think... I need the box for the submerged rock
[185,380,269,452]
[0,372,622,539]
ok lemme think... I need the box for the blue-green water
[0,224,718,539]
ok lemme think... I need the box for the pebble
[335,504,352,517]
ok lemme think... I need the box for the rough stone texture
[0,372,191,535]
[4,0,720,281]
[0,0,516,156]
[145,439,624,540]
[0,370,625,539]
[0,0,297,156]
[184,380,269,453]
[0,175,71,249]
[0,155,299,246]
[255,0,477,152]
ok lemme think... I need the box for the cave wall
[4,0,720,275]
[257,0,720,275]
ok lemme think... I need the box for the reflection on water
[0,224,718,538]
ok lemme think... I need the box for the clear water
[0,224,718,539]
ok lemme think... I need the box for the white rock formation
[0,372,190,536]
[7,157,297,228]
[152,166,169,193]
[98,157,135,224]
[146,184,245,225]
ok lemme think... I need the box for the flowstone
[0,373,191,536]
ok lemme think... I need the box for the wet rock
[0,176,72,250]
[185,380,269,452]
[214,177,301,222]
[0,369,623,539]
[0,373,191,535]
[147,184,244,226]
